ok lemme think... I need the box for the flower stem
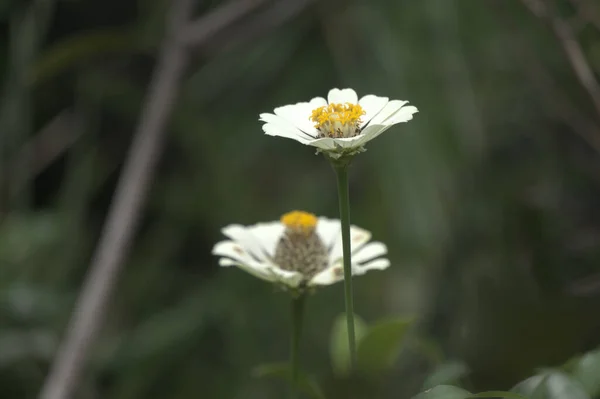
[333,163,357,367]
[290,293,306,399]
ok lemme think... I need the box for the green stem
[333,163,357,367]
[290,293,306,399]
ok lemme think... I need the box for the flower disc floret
[310,103,365,138]
[275,211,328,280]
[280,210,318,235]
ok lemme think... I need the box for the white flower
[259,88,418,159]
[212,210,390,290]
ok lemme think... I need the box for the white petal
[274,99,323,135]
[262,123,310,144]
[354,258,390,273]
[309,265,344,286]
[349,226,373,251]
[260,113,313,143]
[368,100,408,125]
[328,88,358,105]
[310,96,328,108]
[215,240,303,288]
[309,256,390,286]
[218,257,277,283]
[221,224,270,261]
[308,135,364,151]
[336,135,368,149]
[306,137,337,150]
[329,225,373,264]
[247,222,285,257]
[266,266,304,288]
[386,105,418,124]
[352,242,388,264]
[353,105,417,147]
[359,95,389,128]
[316,217,342,249]
[353,124,390,147]
[213,240,255,264]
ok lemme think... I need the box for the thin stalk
[333,164,356,367]
[290,293,306,399]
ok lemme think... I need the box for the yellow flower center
[280,210,318,235]
[310,103,365,138]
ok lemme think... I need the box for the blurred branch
[205,0,313,53]
[179,0,270,47]
[37,0,195,398]
[521,0,600,117]
[525,52,600,153]
[495,1,600,152]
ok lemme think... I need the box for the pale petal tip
[258,112,274,121]
[218,258,235,267]
[327,88,359,105]
[403,105,419,114]
[211,240,227,255]
[309,266,344,286]
[221,224,243,236]
[377,258,391,269]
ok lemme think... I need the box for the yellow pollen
[309,102,365,137]
[280,210,318,234]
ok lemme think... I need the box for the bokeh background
[2,0,600,398]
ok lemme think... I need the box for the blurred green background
[2,0,600,398]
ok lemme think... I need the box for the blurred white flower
[212,211,390,290]
[259,88,418,158]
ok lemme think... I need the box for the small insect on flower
[212,211,390,292]
[259,88,418,159]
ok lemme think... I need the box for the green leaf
[356,317,413,373]
[468,392,529,399]
[329,313,367,376]
[423,360,470,390]
[513,372,590,399]
[572,349,600,397]
[413,386,528,399]
[252,362,326,399]
[412,385,471,399]
[512,375,546,399]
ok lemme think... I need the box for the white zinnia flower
[212,210,390,290]
[259,88,418,159]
